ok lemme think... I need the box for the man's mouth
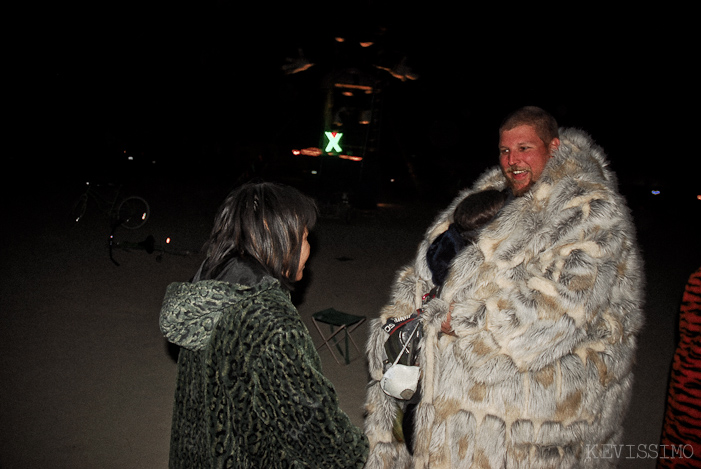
[510,169,529,180]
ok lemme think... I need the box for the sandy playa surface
[1,176,697,468]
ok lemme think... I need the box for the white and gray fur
[364,128,645,468]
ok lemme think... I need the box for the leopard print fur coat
[160,258,368,468]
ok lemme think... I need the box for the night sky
[20,3,694,200]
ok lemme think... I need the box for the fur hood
[159,277,279,351]
[159,256,275,351]
[364,128,645,468]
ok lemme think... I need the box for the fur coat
[160,257,368,468]
[364,128,645,468]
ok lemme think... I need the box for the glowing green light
[324,131,343,153]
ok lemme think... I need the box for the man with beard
[364,106,644,468]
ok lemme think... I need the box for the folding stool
[312,308,366,365]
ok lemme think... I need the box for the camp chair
[312,308,366,365]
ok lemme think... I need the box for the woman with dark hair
[425,188,510,289]
[160,182,368,468]
[201,181,316,288]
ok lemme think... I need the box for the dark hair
[426,189,509,287]
[499,106,559,145]
[203,182,318,289]
[453,189,509,240]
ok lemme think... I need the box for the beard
[509,181,534,197]
[504,169,535,197]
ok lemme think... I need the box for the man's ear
[549,137,561,156]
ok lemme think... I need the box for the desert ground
[1,171,698,468]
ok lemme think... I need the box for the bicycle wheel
[117,196,150,229]
[71,194,88,224]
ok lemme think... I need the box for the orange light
[339,154,363,162]
[334,83,373,91]
[166,237,171,244]
[297,147,322,157]
[292,147,360,161]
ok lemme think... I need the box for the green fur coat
[160,258,368,468]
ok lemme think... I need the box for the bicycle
[72,181,150,230]
[111,234,198,266]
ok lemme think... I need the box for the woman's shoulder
[219,282,302,332]
[209,287,307,357]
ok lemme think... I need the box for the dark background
[14,2,695,206]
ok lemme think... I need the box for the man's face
[499,125,560,196]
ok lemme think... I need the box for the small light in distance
[166,237,171,244]
[651,190,661,195]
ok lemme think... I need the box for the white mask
[380,322,421,400]
[381,363,420,400]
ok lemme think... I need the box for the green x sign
[324,131,343,153]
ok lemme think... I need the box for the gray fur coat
[364,128,645,468]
